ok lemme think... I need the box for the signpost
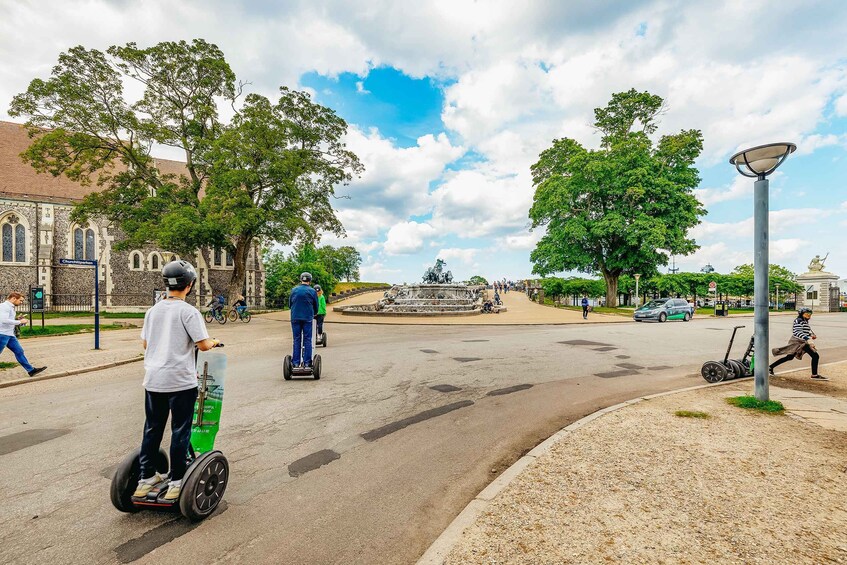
[28,285,46,330]
[709,280,720,316]
[59,258,99,350]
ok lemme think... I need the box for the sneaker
[133,473,166,498]
[27,367,47,377]
[768,366,775,376]
[811,375,829,381]
[164,480,181,501]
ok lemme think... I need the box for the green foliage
[317,245,362,282]
[540,277,605,299]
[263,243,361,306]
[468,275,488,285]
[19,324,125,338]
[674,410,710,419]
[726,396,785,414]
[9,39,363,303]
[0,362,17,370]
[529,89,705,306]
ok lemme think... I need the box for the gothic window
[214,247,222,266]
[1,214,27,263]
[74,228,84,260]
[225,250,233,267]
[151,254,159,270]
[85,229,95,260]
[132,253,141,270]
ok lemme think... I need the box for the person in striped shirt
[769,308,826,380]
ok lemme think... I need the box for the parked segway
[701,325,753,383]
[111,344,229,521]
[283,318,322,380]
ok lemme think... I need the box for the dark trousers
[140,387,198,481]
[292,319,313,366]
[770,344,819,374]
[582,306,589,319]
[315,315,325,335]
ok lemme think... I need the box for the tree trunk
[602,271,620,307]
[227,235,252,305]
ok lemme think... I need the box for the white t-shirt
[140,299,209,392]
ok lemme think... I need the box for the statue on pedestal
[808,253,828,273]
[423,259,454,284]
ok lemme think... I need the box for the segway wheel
[179,451,228,522]
[701,361,728,383]
[283,355,292,380]
[313,355,321,380]
[110,448,168,513]
[726,359,746,380]
[321,333,327,348]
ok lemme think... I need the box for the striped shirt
[792,317,813,340]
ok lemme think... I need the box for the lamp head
[729,142,796,179]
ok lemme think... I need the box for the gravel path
[445,377,847,564]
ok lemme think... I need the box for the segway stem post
[724,325,745,363]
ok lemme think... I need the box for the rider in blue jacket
[289,272,319,367]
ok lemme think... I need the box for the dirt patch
[771,362,847,399]
[445,383,847,564]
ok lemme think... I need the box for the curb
[416,378,754,565]
[0,356,144,389]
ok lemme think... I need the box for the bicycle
[227,307,252,323]
[204,308,227,324]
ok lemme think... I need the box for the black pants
[582,306,589,319]
[140,387,198,481]
[315,314,325,335]
[770,344,819,375]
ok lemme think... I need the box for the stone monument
[796,253,840,312]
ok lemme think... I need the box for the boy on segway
[134,260,221,501]
[289,272,319,368]
[314,285,326,336]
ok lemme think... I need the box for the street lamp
[634,274,641,307]
[775,283,780,312]
[729,142,796,401]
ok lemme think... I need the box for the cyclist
[135,260,220,501]
[314,285,326,336]
[206,293,225,320]
[289,272,318,368]
[233,295,247,317]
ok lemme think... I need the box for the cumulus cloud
[436,247,478,264]
[383,221,437,255]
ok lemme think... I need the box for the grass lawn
[333,282,391,293]
[0,361,17,370]
[19,323,128,339]
[33,311,148,319]
[726,395,785,414]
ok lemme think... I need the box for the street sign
[58,258,100,350]
[30,286,45,311]
[709,281,717,291]
[59,258,97,266]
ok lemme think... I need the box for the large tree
[528,89,705,306]
[8,39,362,302]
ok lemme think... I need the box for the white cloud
[436,247,478,264]
[383,221,437,255]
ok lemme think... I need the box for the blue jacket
[581,298,589,307]
[289,284,319,321]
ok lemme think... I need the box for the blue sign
[59,258,97,266]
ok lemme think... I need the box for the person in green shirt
[314,285,327,335]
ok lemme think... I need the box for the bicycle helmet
[162,260,197,291]
[314,285,322,292]
[798,307,813,316]
[300,272,313,283]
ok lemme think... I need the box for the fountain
[333,260,499,317]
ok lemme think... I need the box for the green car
[633,298,693,322]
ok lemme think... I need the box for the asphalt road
[2,313,846,564]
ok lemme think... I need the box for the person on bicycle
[206,294,225,320]
[289,272,318,368]
[314,285,326,336]
[135,260,220,501]
[233,295,247,316]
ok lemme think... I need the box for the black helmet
[798,307,812,316]
[300,272,312,283]
[162,260,197,291]
[314,285,322,292]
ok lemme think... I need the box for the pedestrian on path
[581,296,589,319]
[769,308,826,380]
[0,292,46,377]
[289,272,318,368]
[134,260,221,502]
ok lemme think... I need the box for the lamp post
[634,274,641,307]
[775,283,780,311]
[729,142,796,401]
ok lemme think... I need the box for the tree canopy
[8,39,363,301]
[528,88,705,306]
[468,275,488,286]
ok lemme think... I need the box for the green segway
[111,344,229,521]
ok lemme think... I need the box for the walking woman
[769,308,827,380]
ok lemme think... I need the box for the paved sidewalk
[425,363,847,564]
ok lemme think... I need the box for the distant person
[289,272,319,367]
[494,291,501,305]
[769,308,826,380]
[233,294,247,315]
[581,296,589,319]
[314,285,326,336]
[0,292,46,377]
[206,293,225,319]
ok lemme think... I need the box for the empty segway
[111,344,229,521]
[701,325,753,383]
[283,319,322,380]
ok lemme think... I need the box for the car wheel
[683,312,691,322]
[658,312,667,323]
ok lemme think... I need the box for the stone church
[0,121,265,310]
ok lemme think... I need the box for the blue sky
[2,1,847,284]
